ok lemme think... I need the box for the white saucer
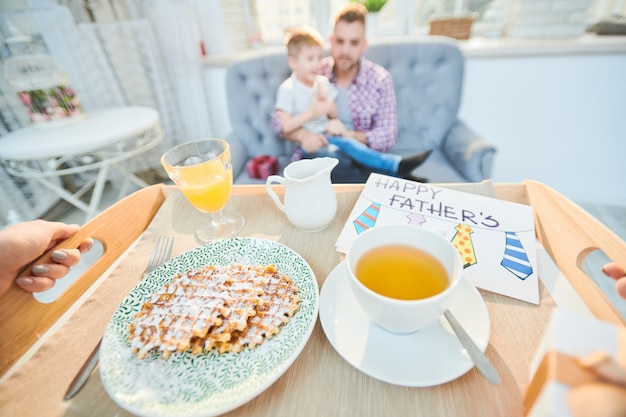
[319,262,490,387]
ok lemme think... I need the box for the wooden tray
[0,181,624,378]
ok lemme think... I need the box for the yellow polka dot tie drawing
[451,224,477,268]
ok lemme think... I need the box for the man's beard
[335,55,358,73]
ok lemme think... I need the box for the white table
[0,106,163,221]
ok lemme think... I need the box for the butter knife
[443,310,501,385]
[64,339,101,400]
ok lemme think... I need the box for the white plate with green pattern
[99,238,319,417]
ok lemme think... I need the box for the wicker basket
[429,14,477,40]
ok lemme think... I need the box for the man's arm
[270,110,329,153]
[342,128,367,145]
[285,127,329,153]
[325,120,367,145]
[351,67,397,152]
[277,109,314,136]
[366,72,397,151]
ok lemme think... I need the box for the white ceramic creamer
[265,157,338,232]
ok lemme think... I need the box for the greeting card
[335,173,539,304]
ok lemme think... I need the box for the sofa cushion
[225,50,292,160]
[365,38,464,153]
[410,149,467,183]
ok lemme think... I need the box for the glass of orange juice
[160,138,244,242]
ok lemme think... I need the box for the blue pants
[326,136,400,174]
[302,144,369,183]
[301,136,400,183]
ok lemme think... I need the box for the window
[253,1,314,45]
[250,0,626,47]
[15,0,626,55]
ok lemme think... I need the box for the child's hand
[309,97,332,118]
[299,131,328,153]
[316,81,328,100]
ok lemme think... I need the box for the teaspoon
[443,309,501,384]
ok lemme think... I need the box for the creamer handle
[265,175,287,213]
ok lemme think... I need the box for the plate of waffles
[319,261,490,387]
[99,238,319,417]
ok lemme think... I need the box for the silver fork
[64,236,174,400]
[144,236,175,276]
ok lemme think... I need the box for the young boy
[274,25,431,180]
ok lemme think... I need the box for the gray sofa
[225,36,496,184]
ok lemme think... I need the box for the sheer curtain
[0,2,214,222]
[31,3,205,156]
[122,0,212,142]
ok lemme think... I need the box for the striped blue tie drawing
[353,202,381,234]
[501,231,533,280]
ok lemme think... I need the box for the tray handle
[525,180,626,326]
[0,184,166,378]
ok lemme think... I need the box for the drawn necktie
[353,202,381,234]
[501,231,533,280]
[451,224,477,268]
[407,212,426,226]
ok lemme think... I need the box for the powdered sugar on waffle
[128,264,300,359]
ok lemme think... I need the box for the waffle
[128,263,300,359]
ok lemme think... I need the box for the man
[271,3,428,182]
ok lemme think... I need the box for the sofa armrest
[442,121,496,182]
[226,133,250,179]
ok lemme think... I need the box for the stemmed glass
[161,138,244,242]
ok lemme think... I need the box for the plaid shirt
[271,56,397,160]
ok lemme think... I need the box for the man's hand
[325,120,368,145]
[325,119,348,137]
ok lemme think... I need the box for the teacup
[346,224,463,334]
